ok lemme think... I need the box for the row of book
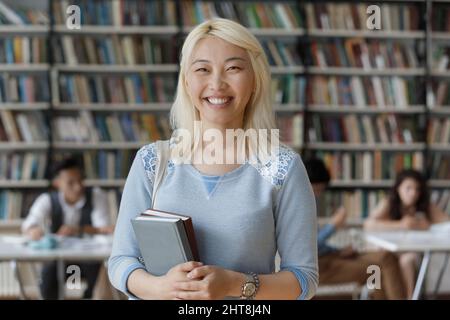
[52,0,177,26]
[306,75,423,107]
[2,0,447,32]
[277,113,302,148]
[0,74,49,103]
[0,1,48,25]
[0,191,41,221]
[307,114,420,144]
[272,75,305,105]
[0,188,120,223]
[318,189,450,221]
[53,150,134,181]
[427,118,450,144]
[429,80,449,108]
[317,151,423,181]
[0,110,48,142]
[58,74,305,105]
[431,190,450,214]
[0,37,47,64]
[0,152,47,180]
[428,154,450,180]
[432,4,450,31]
[432,45,450,72]
[262,40,302,67]
[307,39,421,69]
[181,1,302,29]
[82,150,134,180]
[51,111,171,143]
[59,74,175,104]
[316,189,388,220]
[54,35,177,65]
[304,3,420,31]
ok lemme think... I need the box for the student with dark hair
[364,169,449,299]
[22,156,114,299]
[305,158,406,299]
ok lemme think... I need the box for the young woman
[364,169,449,299]
[108,18,318,300]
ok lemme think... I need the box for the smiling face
[185,36,255,130]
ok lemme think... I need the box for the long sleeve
[274,154,318,300]
[108,149,153,298]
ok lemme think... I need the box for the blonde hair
[169,18,278,162]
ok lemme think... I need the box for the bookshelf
[0,0,449,224]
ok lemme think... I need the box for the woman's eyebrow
[191,56,247,66]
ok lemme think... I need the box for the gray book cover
[131,217,194,276]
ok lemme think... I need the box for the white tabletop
[0,235,112,261]
[364,230,450,253]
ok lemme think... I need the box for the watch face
[244,283,256,296]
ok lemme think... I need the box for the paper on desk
[1,235,28,245]
[430,221,450,233]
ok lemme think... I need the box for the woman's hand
[158,261,205,299]
[400,215,430,230]
[173,265,244,300]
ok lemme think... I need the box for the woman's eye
[227,66,241,71]
[195,68,208,72]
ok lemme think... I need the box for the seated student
[364,169,449,299]
[304,158,406,299]
[22,156,114,299]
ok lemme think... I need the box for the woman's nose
[209,72,227,90]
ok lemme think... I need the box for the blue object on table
[28,235,59,250]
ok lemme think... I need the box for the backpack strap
[151,140,170,209]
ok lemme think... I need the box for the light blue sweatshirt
[108,141,318,299]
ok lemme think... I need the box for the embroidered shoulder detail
[138,143,158,185]
[249,145,298,190]
[139,140,176,183]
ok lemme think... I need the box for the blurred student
[22,156,114,299]
[305,158,406,299]
[364,169,449,299]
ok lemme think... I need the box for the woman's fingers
[187,265,212,279]
[174,280,203,291]
[177,261,203,272]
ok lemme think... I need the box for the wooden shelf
[308,67,425,76]
[0,180,49,188]
[0,25,49,35]
[0,103,50,110]
[181,26,305,36]
[306,143,426,151]
[0,142,49,150]
[429,144,450,152]
[54,64,178,73]
[52,141,143,150]
[431,70,450,77]
[428,108,450,116]
[84,179,126,188]
[307,105,425,114]
[431,32,450,41]
[274,104,304,112]
[308,29,425,39]
[429,180,450,188]
[53,25,178,35]
[53,103,172,111]
[0,64,50,73]
[270,66,305,74]
[329,180,394,188]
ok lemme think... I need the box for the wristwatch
[240,272,259,300]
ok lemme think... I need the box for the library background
[0,0,449,300]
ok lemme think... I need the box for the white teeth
[206,97,230,105]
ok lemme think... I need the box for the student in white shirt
[22,156,114,299]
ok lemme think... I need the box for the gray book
[131,209,199,276]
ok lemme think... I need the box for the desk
[365,231,450,300]
[0,235,112,300]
